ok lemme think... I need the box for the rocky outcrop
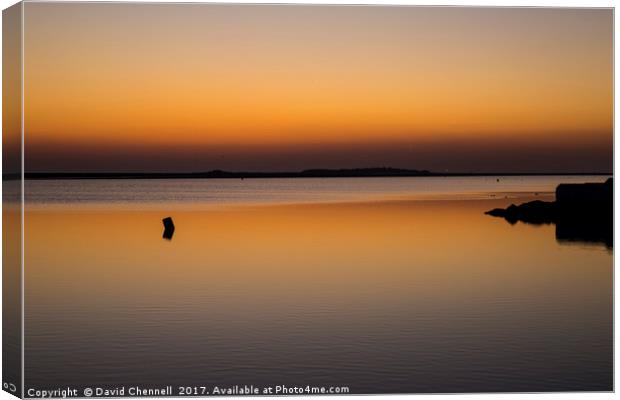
[486,178,612,248]
[485,200,557,224]
[556,178,613,211]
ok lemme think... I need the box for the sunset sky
[22,4,612,173]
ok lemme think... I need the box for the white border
[19,2,24,399]
[0,2,616,400]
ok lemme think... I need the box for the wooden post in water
[162,217,175,240]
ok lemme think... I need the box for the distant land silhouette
[7,167,613,180]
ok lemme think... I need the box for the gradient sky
[22,4,612,173]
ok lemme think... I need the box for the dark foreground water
[22,177,612,394]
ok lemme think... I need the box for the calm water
[24,175,611,208]
[23,177,612,394]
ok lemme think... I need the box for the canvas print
[2,2,613,397]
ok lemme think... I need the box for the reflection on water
[555,218,613,249]
[492,206,613,249]
[24,178,612,393]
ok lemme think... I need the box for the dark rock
[486,178,613,248]
[556,178,612,206]
[485,201,556,224]
[486,207,508,217]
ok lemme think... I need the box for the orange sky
[20,4,613,172]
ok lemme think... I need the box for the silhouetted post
[162,217,175,240]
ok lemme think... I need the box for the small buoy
[496,178,500,182]
[162,217,175,240]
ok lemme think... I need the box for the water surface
[23,177,612,394]
[25,175,608,208]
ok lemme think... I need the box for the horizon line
[5,168,613,180]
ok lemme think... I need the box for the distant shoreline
[4,168,613,180]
